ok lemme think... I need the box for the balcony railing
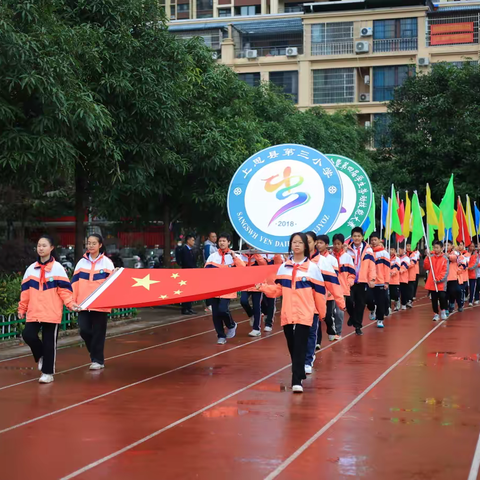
[373,37,418,53]
[236,45,304,58]
[311,41,354,56]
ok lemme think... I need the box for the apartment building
[168,0,480,137]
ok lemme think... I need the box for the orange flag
[79,265,279,310]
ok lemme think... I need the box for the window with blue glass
[373,65,414,102]
[238,73,261,87]
[373,114,391,149]
[269,71,299,103]
[373,18,418,52]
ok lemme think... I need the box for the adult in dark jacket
[180,235,197,314]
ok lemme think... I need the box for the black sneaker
[355,327,363,336]
[347,318,353,327]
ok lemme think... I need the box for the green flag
[411,192,424,248]
[439,174,455,230]
[391,186,403,236]
[364,192,375,239]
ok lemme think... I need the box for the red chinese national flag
[79,265,278,310]
[456,197,472,247]
[396,198,405,243]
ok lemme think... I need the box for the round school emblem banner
[325,154,373,240]
[227,144,343,253]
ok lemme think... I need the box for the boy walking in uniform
[424,241,449,321]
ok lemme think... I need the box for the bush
[0,240,36,276]
[0,274,23,316]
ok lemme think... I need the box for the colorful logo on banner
[326,154,373,240]
[227,144,343,253]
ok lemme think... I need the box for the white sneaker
[249,316,254,327]
[328,335,336,342]
[217,337,227,345]
[89,362,105,370]
[264,325,273,332]
[226,322,237,339]
[433,314,440,322]
[333,335,341,341]
[304,365,312,374]
[395,301,401,311]
[470,303,474,307]
[315,344,321,351]
[440,310,448,320]
[248,329,261,337]
[292,384,304,393]
[369,311,376,321]
[413,297,417,301]
[401,305,407,310]
[39,374,54,384]
[38,357,43,372]
[377,320,384,328]
[475,301,480,305]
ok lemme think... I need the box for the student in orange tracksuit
[467,241,479,305]
[398,246,411,310]
[367,233,390,328]
[406,242,420,306]
[446,241,462,314]
[389,247,401,312]
[73,234,115,370]
[347,227,376,336]
[205,233,246,344]
[18,235,77,384]
[257,232,328,393]
[424,241,449,321]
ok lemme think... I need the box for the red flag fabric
[397,199,405,243]
[456,197,472,246]
[79,265,279,310]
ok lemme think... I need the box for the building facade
[168,0,480,132]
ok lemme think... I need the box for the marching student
[424,241,449,321]
[347,227,376,336]
[406,242,420,305]
[332,233,355,336]
[256,232,328,393]
[72,234,115,370]
[18,235,77,383]
[389,247,401,312]
[261,254,284,332]
[205,233,245,344]
[239,247,267,337]
[203,231,218,312]
[367,233,390,328]
[467,241,479,306]
[457,242,468,312]
[398,246,411,310]
[446,241,462,314]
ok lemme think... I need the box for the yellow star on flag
[171,273,180,279]
[159,295,168,300]
[132,274,160,291]
[179,280,187,286]
[174,290,182,295]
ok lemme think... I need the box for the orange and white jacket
[424,254,449,292]
[260,258,328,326]
[390,255,401,286]
[457,252,468,284]
[72,253,115,313]
[399,254,410,284]
[407,251,420,282]
[447,251,459,282]
[468,252,479,280]
[205,249,246,298]
[239,253,267,292]
[372,246,390,286]
[18,258,74,324]
[347,242,376,284]
[333,250,355,296]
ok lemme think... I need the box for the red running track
[1,294,480,480]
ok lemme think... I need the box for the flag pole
[476,201,479,247]
[388,184,394,253]
[415,190,438,293]
[380,195,384,241]
[459,196,465,246]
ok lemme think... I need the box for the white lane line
[0,319,249,391]
[59,322,370,480]
[467,432,480,480]
[263,318,448,480]
[0,330,284,435]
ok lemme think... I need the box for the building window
[175,29,224,50]
[312,68,355,104]
[311,22,354,56]
[170,5,176,19]
[427,14,479,47]
[284,3,303,13]
[218,8,231,17]
[373,18,418,52]
[373,114,391,149]
[177,4,189,12]
[269,71,298,103]
[373,65,414,102]
[197,0,213,18]
[234,5,260,16]
[238,72,261,87]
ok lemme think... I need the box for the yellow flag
[426,184,438,227]
[403,191,411,238]
[438,211,445,240]
[453,210,459,246]
[466,195,476,237]
[420,206,425,217]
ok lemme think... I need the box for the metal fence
[373,37,418,52]
[0,308,137,341]
[427,14,479,47]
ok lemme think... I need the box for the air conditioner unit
[359,93,370,102]
[355,41,370,54]
[365,121,372,128]
[360,27,373,37]
[286,47,298,57]
[364,75,370,85]
[418,57,430,66]
[246,49,258,59]
[212,51,219,60]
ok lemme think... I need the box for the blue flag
[381,195,388,228]
[475,203,480,234]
